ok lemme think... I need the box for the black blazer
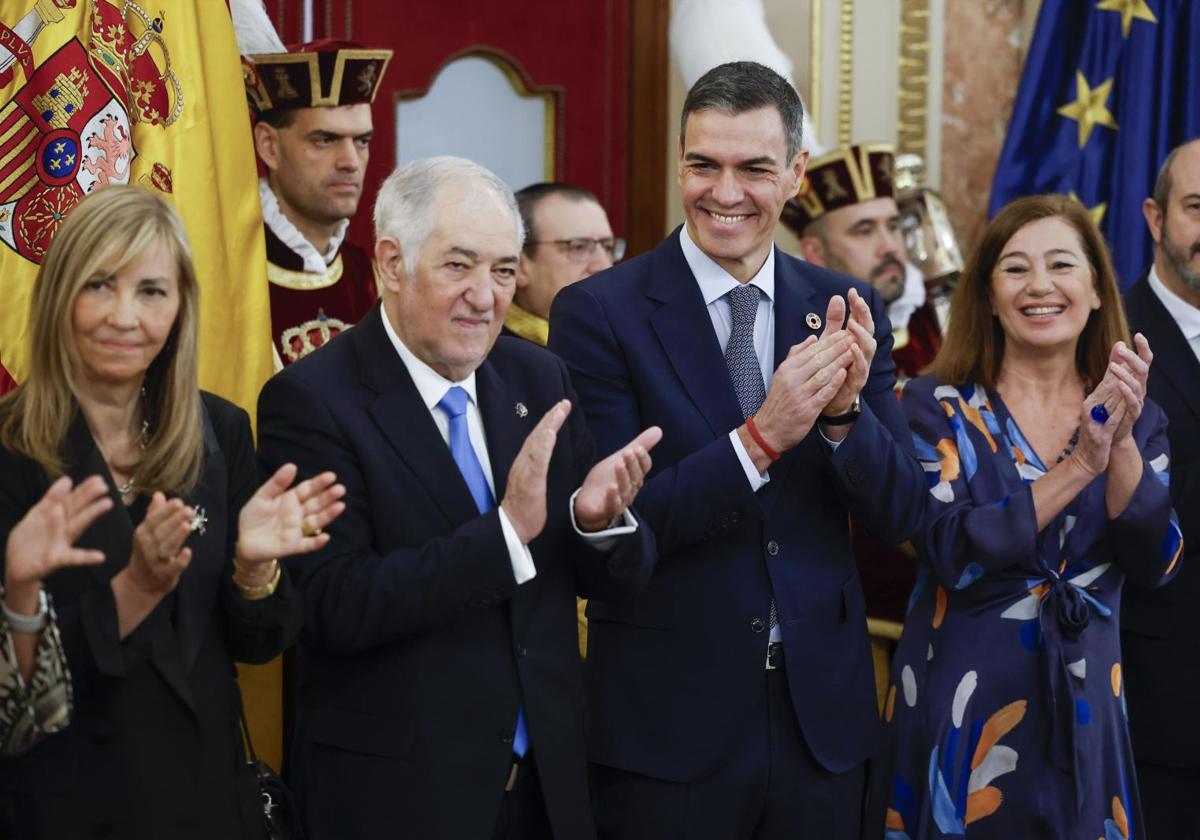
[256,304,655,840]
[0,392,301,840]
[1121,276,1200,767]
[549,231,927,781]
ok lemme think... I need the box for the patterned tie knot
[438,385,470,419]
[728,283,761,316]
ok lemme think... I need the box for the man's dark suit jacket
[1121,276,1200,768]
[0,394,299,839]
[548,231,926,782]
[257,304,656,840]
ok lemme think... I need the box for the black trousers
[591,666,866,840]
[1136,761,1200,840]
[492,752,553,840]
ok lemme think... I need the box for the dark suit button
[766,540,780,556]
[517,646,528,658]
[499,728,515,745]
[750,617,765,633]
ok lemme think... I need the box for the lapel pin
[189,506,208,536]
[515,402,528,418]
[806,312,822,330]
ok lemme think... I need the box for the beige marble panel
[939,0,1027,259]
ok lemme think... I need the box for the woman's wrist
[232,558,281,600]
[2,579,42,618]
[1,587,47,633]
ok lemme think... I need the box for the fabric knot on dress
[1042,572,1092,641]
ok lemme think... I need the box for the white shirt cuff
[568,488,638,552]
[497,507,537,585]
[818,426,843,451]
[728,429,770,492]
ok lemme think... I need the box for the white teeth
[1023,306,1064,315]
[710,212,748,225]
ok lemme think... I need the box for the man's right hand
[739,311,855,470]
[501,400,571,544]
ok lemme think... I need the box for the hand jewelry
[1090,404,1110,425]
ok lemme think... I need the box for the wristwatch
[2,589,48,633]
[820,395,862,426]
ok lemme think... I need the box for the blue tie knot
[438,385,470,419]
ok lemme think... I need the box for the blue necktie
[436,386,529,757]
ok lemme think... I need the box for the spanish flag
[0,0,273,406]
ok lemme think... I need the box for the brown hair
[0,186,204,495]
[930,194,1130,389]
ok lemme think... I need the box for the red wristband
[746,415,781,462]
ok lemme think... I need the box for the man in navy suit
[1121,137,1200,840]
[257,156,660,840]
[549,62,926,839]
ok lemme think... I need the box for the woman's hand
[4,475,111,614]
[1072,374,1127,477]
[234,464,345,575]
[1105,333,1153,444]
[124,492,195,596]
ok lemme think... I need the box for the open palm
[236,464,345,564]
[6,476,111,590]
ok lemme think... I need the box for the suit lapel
[357,307,481,528]
[1128,279,1200,424]
[647,233,745,438]
[476,355,546,638]
[759,255,827,507]
[174,420,226,675]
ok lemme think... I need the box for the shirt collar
[259,177,350,273]
[380,303,479,410]
[678,225,775,304]
[1148,264,1200,341]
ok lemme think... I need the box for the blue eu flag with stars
[989,0,1200,289]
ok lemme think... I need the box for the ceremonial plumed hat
[782,143,896,235]
[242,40,392,113]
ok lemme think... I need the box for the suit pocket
[304,706,415,759]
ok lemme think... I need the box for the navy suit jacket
[257,305,655,840]
[1121,276,1200,768]
[549,230,926,781]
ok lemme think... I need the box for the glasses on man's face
[530,237,627,263]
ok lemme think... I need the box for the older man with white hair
[257,156,661,840]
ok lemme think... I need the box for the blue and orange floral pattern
[884,377,1180,838]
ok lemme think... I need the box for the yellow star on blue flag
[1096,0,1157,38]
[1057,72,1119,148]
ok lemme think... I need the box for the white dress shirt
[1148,264,1200,363]
[381,311,639,584]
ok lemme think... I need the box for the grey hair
[681,61,805,163]
[374,156,525,276]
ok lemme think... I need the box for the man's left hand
[574,426,663,532]
[821,287,876,417]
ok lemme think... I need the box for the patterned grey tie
[724,284,767,419]
[723,284,778,631]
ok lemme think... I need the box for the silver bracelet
[2,589,48,633]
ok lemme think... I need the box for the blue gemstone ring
[1090,404,1110,425]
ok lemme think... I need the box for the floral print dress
[884,376,1183,840]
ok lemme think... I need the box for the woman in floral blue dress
[884,195,1183,840]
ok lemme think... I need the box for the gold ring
[302,522,323,538]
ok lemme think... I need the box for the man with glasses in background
[505,182,624,659]
[504,183,625,347]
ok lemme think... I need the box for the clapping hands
[1073,334,1153,475]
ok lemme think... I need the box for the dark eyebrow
[683,152,778,168]
[446,246,478,260]
[1181,192,1200,203]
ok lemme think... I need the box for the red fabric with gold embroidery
[891,303,943,382]
[265,224,377,365]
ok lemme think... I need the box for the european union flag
[990,0,1200,289]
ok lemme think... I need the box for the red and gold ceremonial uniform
[265,222,377,366]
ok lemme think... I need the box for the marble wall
[939,0,1035,258]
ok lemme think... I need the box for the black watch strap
[820,396,861,426]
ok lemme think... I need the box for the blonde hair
[931,194,1130,389]
[0,186,204,496]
